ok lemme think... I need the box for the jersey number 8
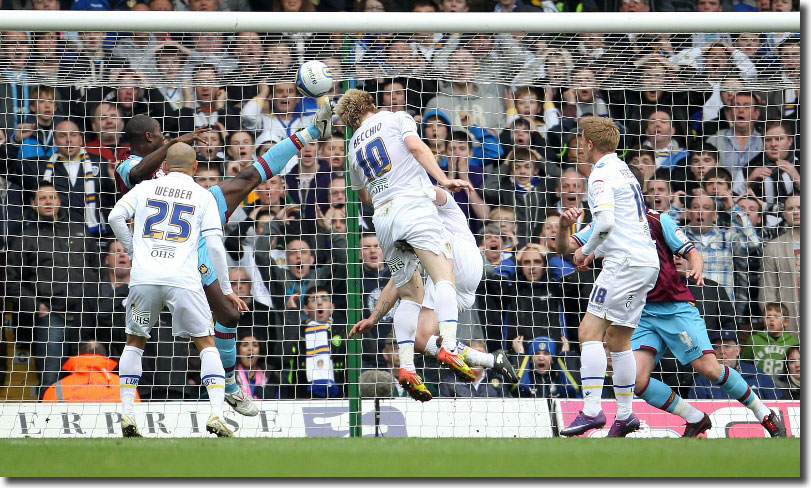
[143,199,195,242]
[356,137,391,180]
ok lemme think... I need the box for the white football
[296,60,333,98]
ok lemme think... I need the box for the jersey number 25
[143,199,195,243]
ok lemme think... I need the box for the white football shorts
[125,284,214,339]
[372,197,453,288]
[423,237,482,311]
[586,258,658,328]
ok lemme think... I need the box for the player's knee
[693,354,722,380]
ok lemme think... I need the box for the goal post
[0,11,800,438]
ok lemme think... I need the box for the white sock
[200,346,226,418]
[423,335,441,357]
[580,341,606,417]
[434,280,458,352]
[457,340,494,368]
[610,349,636,420]
[119,345,143,416]
[672,398,705,423]
[747,395,772,421]
[394,300,421,373]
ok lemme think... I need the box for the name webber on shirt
[154,186,194,200]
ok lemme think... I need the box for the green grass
[0,438,799,477]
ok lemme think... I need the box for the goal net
[0,12,800,438]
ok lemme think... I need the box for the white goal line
[0,11,799,34]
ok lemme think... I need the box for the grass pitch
[0,438,799,477]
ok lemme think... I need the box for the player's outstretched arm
[217,100,333,215]
[129,126,211,186]
[556,207,582,254]
[108,198,136,255]
[404,135,472,193]
[349,278,399,338]
[684,247,705,286]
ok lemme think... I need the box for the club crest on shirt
[198,264,210,276]
[592,180,604,195]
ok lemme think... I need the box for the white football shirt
[587,153,658,268]
[348,110,435,208]
[435,188,477,248]
[115,172,223,291]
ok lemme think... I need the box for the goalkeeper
[115,99,333,415]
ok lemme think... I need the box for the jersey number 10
[143,199,195,243]
[356,137,391,180]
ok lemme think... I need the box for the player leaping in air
[109,142,241,437]
[336,88,474,402]
[349,185,520,385]
[558,117,660,438]
[556,165,786,438]
[116,99,334,416]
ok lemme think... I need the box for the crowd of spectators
[0,0,800,402]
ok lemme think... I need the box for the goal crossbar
[0,11,799,33]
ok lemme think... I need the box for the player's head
[580,116,620,163]
[556,168,586,208]
[764,302,790,336]
[33,183,60,220]
[165,142,198,175]
[627,164,644,189]
[783,194,800,227]
[516,243,547,282]
[229,267,253,303]
[336,89,377,131]
[304,287,333,322]
[125,114,164,155]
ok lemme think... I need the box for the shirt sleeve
[116,156,140,189]
[347,155,364,191]
[587,172,615,213]
[398,112,419,141]
[571,223,593,247]
[659,213,694,257]
[200,193,223,238]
